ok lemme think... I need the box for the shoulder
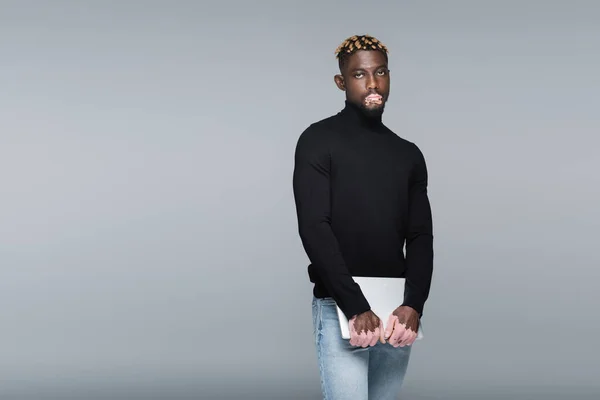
[405,139,426,161]
[295,114,341,152]
[384,126,428,166]
[401,139,429,177]
[299,114,339,138]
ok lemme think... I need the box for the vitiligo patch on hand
[384,315,417,347]
[349,317,384,348]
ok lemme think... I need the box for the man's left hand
[384,306,419,347]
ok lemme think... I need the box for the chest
[331,131,414,188]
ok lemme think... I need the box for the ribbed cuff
[341,295,371,320]
[402,288,427,317]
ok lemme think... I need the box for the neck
[339,100,384,129]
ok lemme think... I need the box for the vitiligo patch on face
[365,94,383,105]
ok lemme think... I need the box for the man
[292,34,434,399]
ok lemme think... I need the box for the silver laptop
[336,277,424,341]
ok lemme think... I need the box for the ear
[334,74,345,91]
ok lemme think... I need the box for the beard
[359,102,386,118]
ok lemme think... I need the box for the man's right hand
[348,310,385,347]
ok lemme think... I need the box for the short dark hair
[335,34,389,72]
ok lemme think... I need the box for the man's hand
[349,310,385,348]
[384,306,419,347]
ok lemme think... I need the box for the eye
[377,69,388,76]
[354,72,364,78]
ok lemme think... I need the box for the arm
[292,127,370,320]
[402,144,434,317]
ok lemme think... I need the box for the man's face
[334,50,390,118]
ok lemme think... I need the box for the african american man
[292,34,434,399]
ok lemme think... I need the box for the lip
[365,93,383,104]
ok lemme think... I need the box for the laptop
[336,276,424,341]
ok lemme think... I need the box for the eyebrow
[349,64,388,72]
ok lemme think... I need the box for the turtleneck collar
[338,100,385,130]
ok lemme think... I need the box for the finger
[352,322,367,347]
[397,327,413,347]
[352,325,363,347]
[361,331,370,348]
[355,331,366,347]
[384,315,396,339]
[369,328,379,347]
[348,322,356,346]
[390,321,407,347]
[393,325,408,347]
[379,320,386,344]
[359,331,370,348]
[349,321,359,347]
[405,330,418,346]
[401,325,415,344]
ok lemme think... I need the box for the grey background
[1,1,599,399]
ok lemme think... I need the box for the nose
[366,74,378,90]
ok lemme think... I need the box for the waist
[309,263,406,298]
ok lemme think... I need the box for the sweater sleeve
[402,144,434,317]
[292,126,371,320]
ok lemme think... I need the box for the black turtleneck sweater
[292,101,434,320]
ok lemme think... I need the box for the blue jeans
[312,296,412,400]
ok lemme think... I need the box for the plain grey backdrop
[1,1,599,399]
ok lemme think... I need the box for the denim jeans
[312,296,413,400]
